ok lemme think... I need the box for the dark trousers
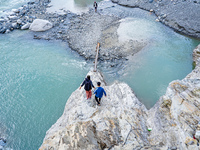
[95,96,101,104]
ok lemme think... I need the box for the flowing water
[0,31,90,149]
[0,0,30,16]
[0,0,200,150]
[101,17,200,108]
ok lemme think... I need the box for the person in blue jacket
[94,82,106,106]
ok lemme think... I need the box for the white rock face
[195,130,200,140]
[40,45,200,150]
[11,9,19,13]
[12,23,17,29]
[17,19,22,24]
[8,15,18,20]
[21,23,31,30]
[39,71,148,150]
[29,19,53,32]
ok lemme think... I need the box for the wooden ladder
[94,42,100,72]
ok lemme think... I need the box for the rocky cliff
[39,45,200,150]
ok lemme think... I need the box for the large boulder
[29,19,52,32]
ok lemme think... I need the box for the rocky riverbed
[39,45,200,150]
[1,0,200,61]
[0,0,146,61]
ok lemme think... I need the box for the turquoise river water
[0,0,200,150]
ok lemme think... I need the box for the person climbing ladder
[94,82,106,106]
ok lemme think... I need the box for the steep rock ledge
[39,45,200,149]
[39,71,149,149]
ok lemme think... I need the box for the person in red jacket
[80,75,95,99]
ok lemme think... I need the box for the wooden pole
[94,42,100,72]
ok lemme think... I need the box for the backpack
[85,80,91,91]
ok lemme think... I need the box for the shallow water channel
[101,16,200,108]
[0,0,30,16]
[96,2,200,108]
[0,0,200,149]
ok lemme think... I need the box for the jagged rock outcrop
[39,70,149,149]
[39,45,200,149]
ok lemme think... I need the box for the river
[0,0,199,149]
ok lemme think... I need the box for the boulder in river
[29,19,52,32]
